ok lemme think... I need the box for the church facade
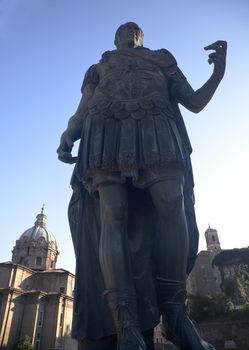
[0,209,77,350]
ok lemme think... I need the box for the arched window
[36,256,42,266]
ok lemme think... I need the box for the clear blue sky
[1,0,249,273]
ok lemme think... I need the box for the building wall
[187,251,222,296]
[61,297,77,350]
[20,292,42,343]
[65,274,75,298]
[12,266,33,290]
[0,290,12,347]
[154,323,166,345]
[30,271,72,295]
[197,321,249,350]
[12,239,30,266]
[0,290,25,349]
[0,291,7,341]
[0,263,34,290]
[0,265,13,288]
[40,294,60,350]
[0,263,74,297]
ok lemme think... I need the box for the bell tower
[205,226,221,253]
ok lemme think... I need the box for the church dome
[19,207,57,245]
[12,207,59,270]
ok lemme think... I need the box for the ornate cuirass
[87,49,174,120]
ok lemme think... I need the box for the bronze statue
[57,22,226,350]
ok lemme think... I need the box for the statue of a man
[57,22,226,350]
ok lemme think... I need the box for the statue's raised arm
[173,40,227,113]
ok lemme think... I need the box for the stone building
[187,226,222,296]
[186,228,249,350]
[0,208,77,350]
[212,246,249,306]
[153,321,177,349]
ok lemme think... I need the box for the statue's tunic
[77,48,188,190]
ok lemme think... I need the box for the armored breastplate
[88,50,174,119]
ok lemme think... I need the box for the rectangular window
[38,311,43,326]
[35,340,40,350]
[36,257,42,266]
[60,312,63,327]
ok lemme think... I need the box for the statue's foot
[118,325,147,350]
[163,304,216,350]
[142,329,154,350]
[104,289,147,350]
[178,315,215,350]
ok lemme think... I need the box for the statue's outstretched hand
[57,131,78,164]
[204,40,227,78]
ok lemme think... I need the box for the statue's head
[114,22,144,49]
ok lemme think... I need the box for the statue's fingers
[207,52,220,64]
[208,52,216,58]
[207,52,216,63]
[204,40,227,52]
[58,149,78,164]
[209,51,226,63]
[59,155,78,164]
[215,40,227,50]
[204,43,221,51]
[58,151,72,160]
[204,42,217,50]
[69,156,78,164]
[65,137,74,149]
[57,145,67,156]
[208,53,225,65]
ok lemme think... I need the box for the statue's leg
[149,175,215,350]
[98,182,146,350]
[149,173,188,283]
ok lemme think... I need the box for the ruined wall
[197,320,249,350]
